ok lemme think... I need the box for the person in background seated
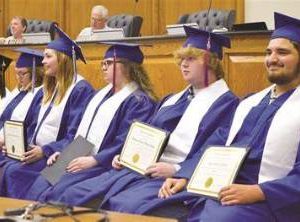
[0,25,94,196]
[4,16,27,44]
[6,42,157,201]
[77,5,109,37]
[152,12,300,222]
[0,48,44,153]
[47,26,239,210]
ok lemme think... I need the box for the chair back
[7,19,57,40]
[178,9,236,31]
[107,14,143,37]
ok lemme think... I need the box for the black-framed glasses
[100,60,124,68]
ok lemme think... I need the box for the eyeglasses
[101,60,124,68]
[91,17,106,23]
[16,71,30,78]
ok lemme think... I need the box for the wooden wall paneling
[223,33,271,97]
[2,0,65,35]
[235,0,245,23]
[0,0,4,37]
[145,58,186,99]
[77,42,107,90]
[65,0,156,39]
[142,38,187,98]
[158,0,244,35]
[226,54,269,97]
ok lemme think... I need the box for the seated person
[0,26,94,196]
[42,26,239,208]
[0,47,44,150]
[4,16,27,44]
[0,55,12,112]
[78,5,109,37]
[5,42,157,200]
[141,12,300,222]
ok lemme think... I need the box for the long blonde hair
[122,59,157,101]
[174,46,225,79]
[43,51,74,105]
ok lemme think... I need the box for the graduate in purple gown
[145,12,300,222]
[0,25,94,196]
[5,42,157,200]
[0,48,44,143]
[0,48,44,162]
[49,26,239,209]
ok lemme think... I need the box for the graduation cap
[102,42,144,64]
[15,47,44,68]
[100,42,146,92]
[271,12,300,43]
[183,26,231,59]
[47,25,86,82]
[182,26,230,87]
[0,54,12,98]
[14,47,44,92]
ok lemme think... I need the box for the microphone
[4,207,26,216]
[205,0,213,31]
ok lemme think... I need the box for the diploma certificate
[4,120,27,160]
[187,146,248,198]
[120,121,169,175]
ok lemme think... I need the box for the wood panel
[65,0,157,39]
[0,0,4,36]
[223,32,271,97]
[158,0,244,34]
[1,0,64,36]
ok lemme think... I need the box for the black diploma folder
[41,135,94,185]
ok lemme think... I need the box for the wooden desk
[1,31,271,98]
[0,197,176,222]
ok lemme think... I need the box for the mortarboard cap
[271,12,300,43]
[102,42,144,64]
[47,25,86,63]
[183,26,231,59]
[14,47,44,68]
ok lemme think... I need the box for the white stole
[225,85,300,183]
[160,79,229,164]
[159,86,189,110]
[35,75,84,146]
[259,86,300,183]
[0,88,16,116]
[76,82,139,154]
[225,85,273,145]
[0,86,43,137]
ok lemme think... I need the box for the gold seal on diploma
[204,177,213,188]
[132,153,140,163]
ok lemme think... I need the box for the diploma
[120,121,169,175]
[4,120,27,160]
[187,146,248,198]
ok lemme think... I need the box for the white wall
[245,0,300,29]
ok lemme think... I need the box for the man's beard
[268,64,300,85]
